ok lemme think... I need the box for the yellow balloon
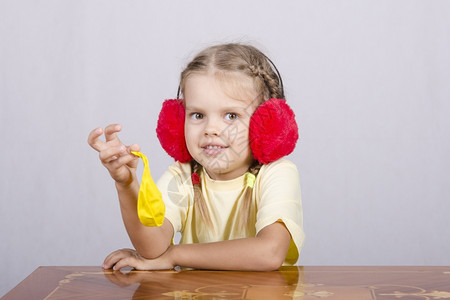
[131,151,165,227]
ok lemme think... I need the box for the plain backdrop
[1,0,449,296]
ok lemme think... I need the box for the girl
[88,43,304,271]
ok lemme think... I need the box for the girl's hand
[103,248,175,271]
[88,124,140,186]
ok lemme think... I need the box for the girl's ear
[249,98,299,164]
[156,99,193,163]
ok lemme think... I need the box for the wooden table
[2,266,450,299]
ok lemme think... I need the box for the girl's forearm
[115,181,173,258]
[168,222,291,271]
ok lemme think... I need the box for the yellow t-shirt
[156,158,305,265]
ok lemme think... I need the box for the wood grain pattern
[2,266,450,299]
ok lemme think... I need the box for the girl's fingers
[103,249,134,269]
[112,257,136,271]
[99,146,139,168]
[104,124,122,142]
[103,254,117,269]
[99,145,127,164]
[87,127,104,152]
[89,125,139,161]
[108,152,139,169]
[128,143,141,153]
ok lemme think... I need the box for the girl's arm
[88,124,173,258]
[103,221,291,271]
[170,221,291,271]
[115,182,174,258]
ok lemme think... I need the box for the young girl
[88,43,305,271]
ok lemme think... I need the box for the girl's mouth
[202,145,228,156]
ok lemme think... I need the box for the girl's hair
[179,43,284,101]
[180,43,284,232]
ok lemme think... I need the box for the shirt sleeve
[254,159,305,264]
[156,162,193,234]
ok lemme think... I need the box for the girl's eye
[225,113,238,121]
[191,113,203,120]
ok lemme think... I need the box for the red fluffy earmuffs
[156,99,193,163]
[156,98,299,164]
[249,98,299,164]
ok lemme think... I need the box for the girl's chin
[201,162,229,174]
[202,163,250,181]
[196,161,231,178]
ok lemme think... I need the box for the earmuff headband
[263,54,285,99]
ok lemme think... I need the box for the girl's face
[184,73,259,181]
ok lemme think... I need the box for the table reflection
[104,266,305,299]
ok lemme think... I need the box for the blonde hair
[181,43,284,232]
[180,43,283,100]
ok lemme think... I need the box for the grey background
[1,0,449,296]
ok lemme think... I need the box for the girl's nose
[204,119,221,136]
